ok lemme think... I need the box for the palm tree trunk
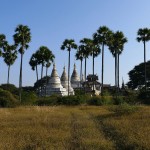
[144,41,147,91]
[93,51,95,92]
[45,67,48,96]
[101,43,104,96]
[7,65,10,84]
[41,63,44,96]
[36,65,38,81]
[85,57,87,80]
[115,51,117,93]
[68,50,70,96]
[19,52,23,102]
[118,53,120,92]
[80,59,83,90]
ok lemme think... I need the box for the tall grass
[0,106,149,149]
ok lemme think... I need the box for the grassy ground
[0,106,149,150]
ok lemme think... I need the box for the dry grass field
[0,105,149,150]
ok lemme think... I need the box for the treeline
[0,25,150,101]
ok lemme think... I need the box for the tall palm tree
[13,25,31,101]
[81,38,100,91]
[0,34,7,57]
[108,31,127,93]
[75,45,84,88]
[3,44,17,84]
[93,26,112,95]
[61,39,77,96]
[29,52,39,82]
[44,50,55,95]
[137,28,150,91]
[80,38,91,80]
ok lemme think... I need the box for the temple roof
[61,66,68,81]
[71,63,80,82]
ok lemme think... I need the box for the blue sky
[0,0,150,87]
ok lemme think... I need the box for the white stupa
[61,66,74,95]
[46,64,67,96]
[71,64,80,88]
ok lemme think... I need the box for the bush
[113,96,125,105]
[87,96,102,106]
[35,96,58,106]
[101,96,113,105]
[138,90,150,104]
[109,103,139,115]
[21,91,38,105]
[58,95,86,105]
[0,84,19,96]
[0,88,19,107]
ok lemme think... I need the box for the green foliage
[0,88,19,107]
[58,95,86,105]
[138,90,150,104]
[0,84,19,96]
[127,61,150,89]
[87,95,113,106]
[113,96,124,105]
[21,91,38,105]
[110,103,139,115]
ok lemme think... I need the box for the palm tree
[87,39,101,91]
[80,38,91,80]
[3,44,17,84]
[93,26,112,95]
[13,25,31,101]
[0,34,7,57]
[61,39,77,96]
[29,52,39,82]
[75,45,84,88]
[81,38,100,91]
[44,50,55,95]
[137,28,150,91]
[108,31,127,93]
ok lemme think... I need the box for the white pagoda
[46,64,67,96]
[61,66,74,95]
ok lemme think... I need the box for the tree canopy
[127,61,150,90]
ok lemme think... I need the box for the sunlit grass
[0,106,149,150]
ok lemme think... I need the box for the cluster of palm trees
[137,28,150,91]
[62,26,128,95]
[29,46,55,95]
[0,24,149,99]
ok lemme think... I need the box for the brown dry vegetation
[0,106,149,150]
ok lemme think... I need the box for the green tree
[3,44,17,84]
[13,25,31,101]
[108,31,127,93]
[0,34,7,57]
[137,28,150,91]
[83,38,101,91]
[29,52,39,82]
[61,39,77,96]
[75,45,84,88]
[80,38,91,81]
[93,26,112,95]
[127,61,150,90]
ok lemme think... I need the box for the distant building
[82,74,101,95]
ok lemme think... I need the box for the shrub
[87,96,102,106]
[101,96,113,105]
[113,96,125,105]
[21,91,38,105]
[35,96,58,106]
[138,90,150,104]
[0,88,19,107]
[109,103,139,115]
[0,84,19,96]
[58,95,86,105]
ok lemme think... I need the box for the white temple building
[46,64,67,96]
[71,64,80,89]
[61,66,74,95]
